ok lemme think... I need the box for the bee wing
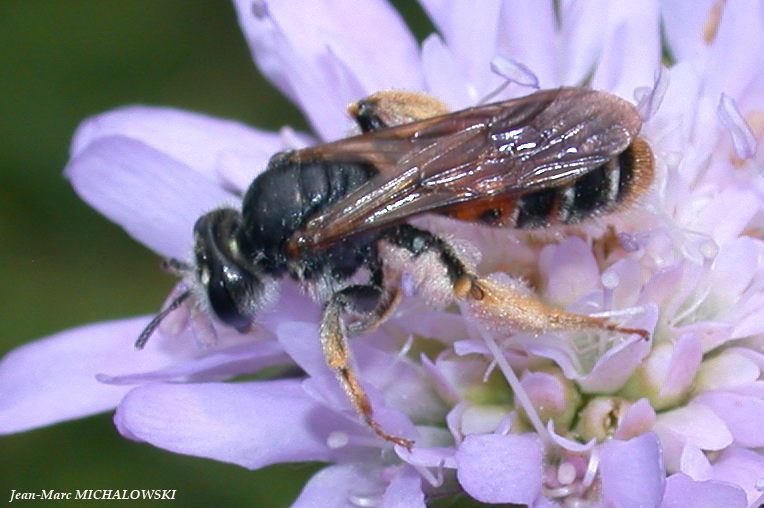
[293,88,642,249]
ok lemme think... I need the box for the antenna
[134,289,192,350]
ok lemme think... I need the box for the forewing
[292,88,642,249]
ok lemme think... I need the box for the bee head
[135,208,273,350]
[192,208,272,333]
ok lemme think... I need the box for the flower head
[2,1,763,506]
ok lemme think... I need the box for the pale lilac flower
[2,1,764,506]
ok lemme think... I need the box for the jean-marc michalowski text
[9,489,177,502]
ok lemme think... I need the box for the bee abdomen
[516,138,653,228]
[446,138,653,229]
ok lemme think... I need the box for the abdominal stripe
[451,144,642,229]
[513,146,637,229]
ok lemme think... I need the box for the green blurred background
[0,1,430,506]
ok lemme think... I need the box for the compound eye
[194,209,264,333]
[207,264,260,333]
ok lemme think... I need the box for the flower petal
[659,0,717,62]
[419,0,502,100]
[600,433,665,508]
[711,447,764,506]
[691,188,759,245]
[614,398,657,440]
[455,433,542,505]
[495,0,558,87]
[709,237,760,310]
[655,403,733,451]
[0,317,184,434]
[379,467,425,508]
[730,293,764,338]
[558,0,610,85]
[679,443,712,480]
[397,445,457,469]
[65,137,234,259]
[661,472,747,508]
[578,334,652,393]
[114,380,352,469]
[71,106,285,193]
[275,321,325,377]
[539,237,601,307]
[293,463,385,508]
[234,0,422,140]
[394,309,468,344]
[696,392,764,448]
[703,0,764,105]
[96,339,289,385]
[421,34,472,109]
[590,0,661,100]
[659,333,703,399]
[286,320,424,443]
[693,352,760,392]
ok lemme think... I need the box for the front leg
[319,285,414,449]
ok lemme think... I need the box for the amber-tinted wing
[290,87,643,250]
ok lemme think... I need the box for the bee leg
[320,286,414,449]
[345,261,402,334]
[466,277,650,339]
[348,91,450,132]
[385,225,648,339]
[384,224,480,296]
[345,286,402,335]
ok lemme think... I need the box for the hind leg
[383,224,648,339]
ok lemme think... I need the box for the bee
[137,87,654,449]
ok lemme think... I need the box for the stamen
[463,303,550,443]
[703,0,725,44]
[397,334,414,359]
[327,431,350,449]
[479,56,539,105]
[588,306,646,320]
[617,232,646,252]
[412,463,444,488]
[601,270,620,311]
[753,478,764,508]
[495,411,514,436]
[482,358,498,382]
[665,227,717,265]
[328,426,388,449]
[670,286,711,327]
[348,494,380,508]
[490,56,540,89]
[251,0,268,18]
[718,93,757,161]
[543,486,574,498]
[581,447,600,489]
[634,68,668,121]
[446,402,467,444]
[699,238,719,268]
[557,461,577,485]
